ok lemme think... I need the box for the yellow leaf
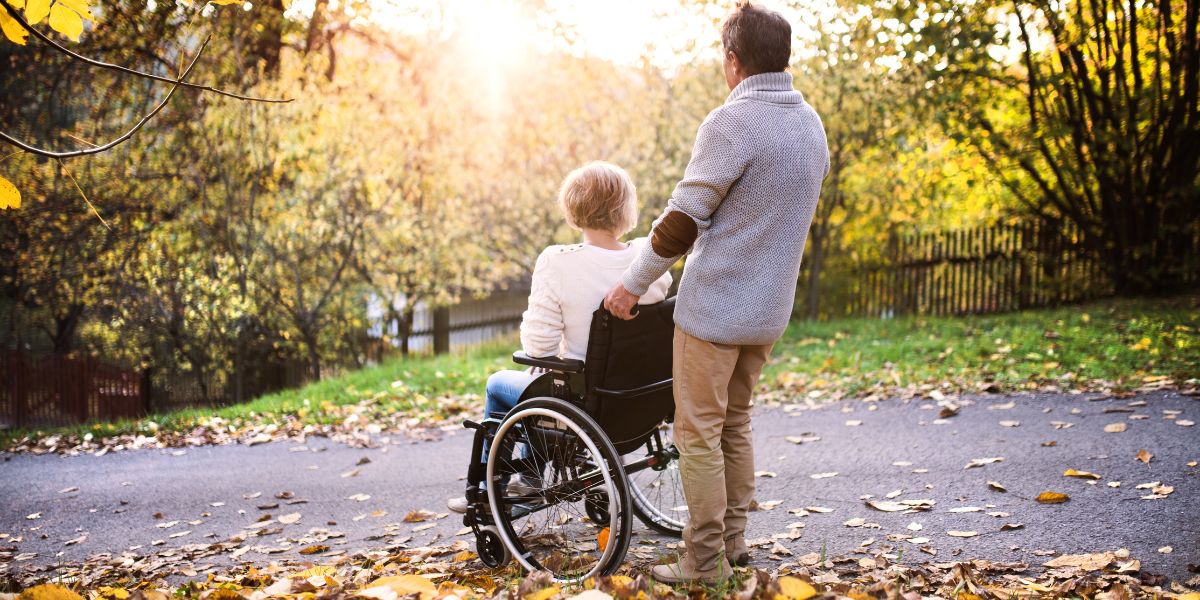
[18,584,84,600]
[281,0,291,7]
[0,10,29,45]
[24,0,49,24]
[776,577,817,600]
[47,3,82,41]
[298,544,328,555]
[95,587,130,600]
[55,0,92,17]
[523,585,561,600]
[1063,469,1101,480]
[208,0,243,5]
[363,575,437,600]
[295,566,336,579]
[1035,491,1070,504]
[597,527,609,552]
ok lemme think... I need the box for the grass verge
[3,293,1196,451]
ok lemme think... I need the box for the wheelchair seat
[512,298,675,453]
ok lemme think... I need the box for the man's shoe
[726,538,751,567]
[447,496,469,514]
[650,558,731,585]
[507,474,543,497]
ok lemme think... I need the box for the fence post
[12,351,26,428]
[433,307,451,355]
[142,367,153,416]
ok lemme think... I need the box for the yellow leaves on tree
[1,0,281,45]
[1,0,93,43]
[0,175,19,209]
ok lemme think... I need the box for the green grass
[4,293,1196,449]
[763,293,1198,398]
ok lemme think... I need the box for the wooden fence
[0,351,147,428]
[797,221,1153,320]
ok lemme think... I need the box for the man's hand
[603,282,641,320]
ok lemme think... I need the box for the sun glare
[454,0,533,72]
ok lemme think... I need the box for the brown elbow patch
[650,211,698,258]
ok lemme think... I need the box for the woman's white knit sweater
[520,238,672,360]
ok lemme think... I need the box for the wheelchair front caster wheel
[585,490,610,524]
[476,526,510,568]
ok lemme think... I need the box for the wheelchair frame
[459,349,682,582]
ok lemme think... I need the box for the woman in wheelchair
[448,162,681,582]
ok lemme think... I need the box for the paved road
[2,391,1197,583]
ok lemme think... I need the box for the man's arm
[607,116,749,318]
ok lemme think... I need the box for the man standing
[603,1,828,585]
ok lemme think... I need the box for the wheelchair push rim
[486,398,632,584]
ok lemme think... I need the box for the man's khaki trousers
[672,326,773,572]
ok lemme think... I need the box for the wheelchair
[459,298,685,583]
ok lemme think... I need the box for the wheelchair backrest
[584,297,675,453]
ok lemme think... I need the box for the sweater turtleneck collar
[726,71,804,106]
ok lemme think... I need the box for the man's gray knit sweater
[621,72,828,346]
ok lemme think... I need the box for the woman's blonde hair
[558,161,638,235]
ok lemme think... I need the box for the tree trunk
[805,230,825,320]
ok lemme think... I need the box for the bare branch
[0,36,208,158]
[0,0,291,104]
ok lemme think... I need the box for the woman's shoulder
[536,244,586,268]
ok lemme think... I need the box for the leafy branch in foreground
[0,0,292,211]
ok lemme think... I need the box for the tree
[876,0,1200,293]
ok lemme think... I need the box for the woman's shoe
[447,496,469,514]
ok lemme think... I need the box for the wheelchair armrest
[512,351,585,373]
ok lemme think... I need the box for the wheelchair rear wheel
[628,422,686,536]
[487,397,632,583]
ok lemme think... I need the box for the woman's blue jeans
[481,370,541,479]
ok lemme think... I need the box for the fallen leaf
[1036,491,1070,504]
[1159,546,1173,553]
[25,513,41,520]
[987,481,1007,492]
[939,404,960,418]
[362,574,438,600]
[1136,449,1153,464]
[965,457,1004,469]
[347,493,371,502]
[809,472,838,479]
[1000,523,1024,531]
[907,522,923,531]
[1104,422,1128,433]
[947,530,978,537]
[1045,552,1115,570]
[1064,469,1101,480]
[948,506,983,513]
[770,541,793,556]
[866,500,908,512]
[999,420,1020,427]
[1178,420,1195,427]
[278,513,301,524]
[299,545,328,554]
[404,509,437,523]
[755,471,777,478]
[775,576,816,600]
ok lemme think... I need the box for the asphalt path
[2,391,1197,582]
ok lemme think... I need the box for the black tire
[476,525,510,568]
[487,397,633,583]
[628,424,686,537]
